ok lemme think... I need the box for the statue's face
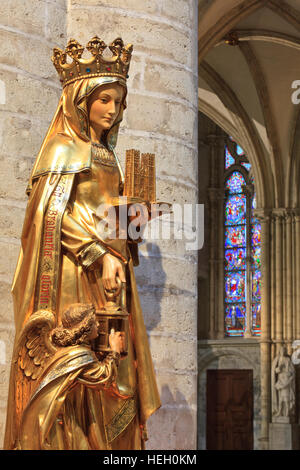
[88,83,125,136]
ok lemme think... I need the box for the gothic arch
[198,0,300,209]
[198,0,263,62]
[198,64,272,209]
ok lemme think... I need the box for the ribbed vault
[198,0,300,208]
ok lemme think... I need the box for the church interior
[198,0,300,450]
[2,0,300,451]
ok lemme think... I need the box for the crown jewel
[52,36,133,87]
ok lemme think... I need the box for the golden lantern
[93,277,129,358]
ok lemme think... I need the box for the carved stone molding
[198,0,263,61]
[199,60,271,208]
[252,208,270,223]
[216,29,300,51]
[270,208,300,222]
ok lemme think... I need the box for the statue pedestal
[269,421,300,450]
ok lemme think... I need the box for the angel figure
[15,303,125,450]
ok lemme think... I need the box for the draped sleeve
[61,203,108,269]
[78,351,121,389]
[61,158,129,269]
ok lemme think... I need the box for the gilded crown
[52,36,133,87]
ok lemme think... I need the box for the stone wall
[0,0,198,450]
[0,0,67,446]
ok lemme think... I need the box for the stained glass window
[236,144,244,156]
[224,140,261,337]
[241,162,252,172]
[225,147,235,169]
[225,172,245,193]
[225,195,246,225]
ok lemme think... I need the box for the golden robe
[4,76,161,450]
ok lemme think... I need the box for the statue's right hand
[102,253,125,290]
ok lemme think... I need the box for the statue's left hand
[128,202,149,226]
[128,202,149,242]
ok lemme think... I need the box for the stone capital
[271,208,287,221]
[252,208,270,223]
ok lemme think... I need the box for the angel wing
[14,310,57,380]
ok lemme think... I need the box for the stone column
[285,212,293,351]
[67,0,198,449]
[0,0,67,446]
[270,209,300,348]
[255,210,271,450]
[206,134,220,340]
[295,213,300,338]
[216,138,226,340]
[274,211,283,352]
[258,208,300,449]
[204,133,225,340]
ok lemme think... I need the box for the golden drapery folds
[4,76,161,450]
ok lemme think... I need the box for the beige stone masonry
[0,0,198,450]
[0,0,66,448]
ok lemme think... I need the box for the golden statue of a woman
[4,36,161,450]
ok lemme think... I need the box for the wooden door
[206,369,253,450]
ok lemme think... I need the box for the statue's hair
[52,303,96,347]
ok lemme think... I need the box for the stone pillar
[207,135,218,339]
[255,210,271,450]
[256,208,300,449]
[285,212,293,350]
[0,0,67,447]
[295,214,300,338]
[67,0,199,449]
[269,209,300,347]
[206,134,225,340]
[274,211,283,352]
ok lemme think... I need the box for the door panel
[206,369,253,450]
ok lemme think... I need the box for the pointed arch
[199,61,275,209]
